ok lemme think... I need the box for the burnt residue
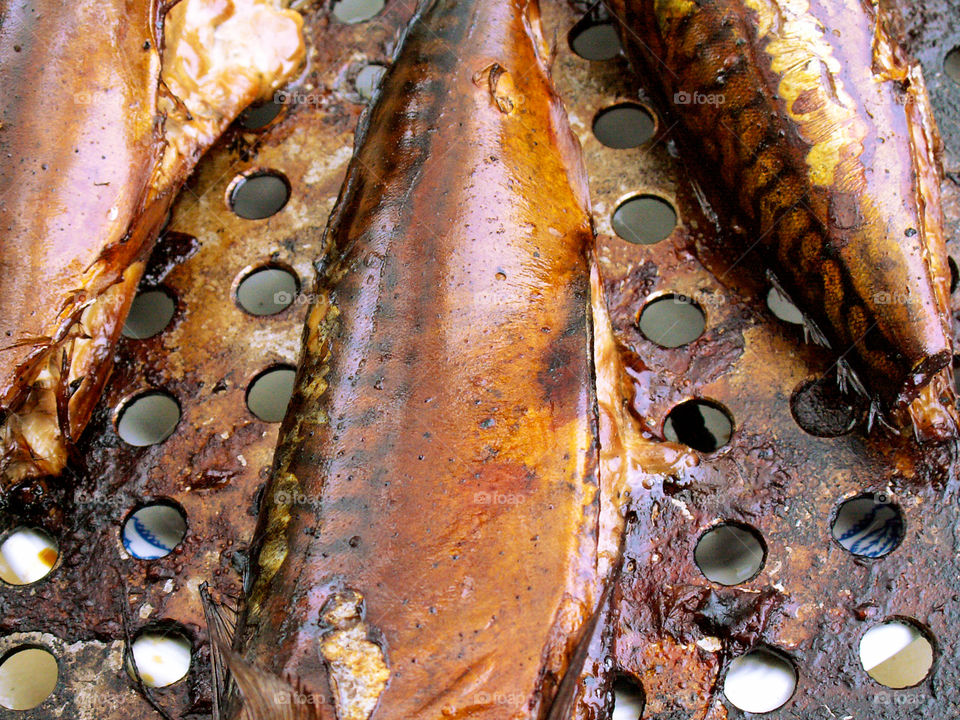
[790,377,868,438]
[141,231,201,286]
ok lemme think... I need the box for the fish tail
[200,583,325,720]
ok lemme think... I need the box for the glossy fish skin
[609,0,954,412]
[0,0,163,483]
[235,0,603,717]
[0,0,304,487]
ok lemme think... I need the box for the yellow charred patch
[655,0,698,26]
[319,591,390,720]
[247,471,300,617]
[744,0,868,188]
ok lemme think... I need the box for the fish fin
[224,649,325,720]
[200,583,325,720]
[766,271,831,349]
[866,397,900,436]
[200,582,241,720]
[836,358,869,400]
[545,583,615,720]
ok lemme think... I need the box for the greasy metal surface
[1,1,959,719]
[548,0,960,717]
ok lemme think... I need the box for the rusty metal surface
[547,0,960,717]
[2,0,960,718]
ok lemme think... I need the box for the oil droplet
[495,271,506,281]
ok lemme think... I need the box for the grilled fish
[205,0,620,717]
[0,0,304,487]
[608,0,956,433]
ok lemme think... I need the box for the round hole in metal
[859,619,934,689]
[332,0,384,24]
[128,624,192,688]
[611,676,645,720]
[238,98,284,129]
[593,103,655,149]
[694,522,765,585]
[832,493,905,558]
[790,377,864,437]
[117,391,181,446]
[638,294,705,348]
[122,502,187,560]
[247,365,297,423]
[236,266,299,316]
[121,288,175,339]
[723,647,797,714]
[0,646,58,710]
[0,527,58,585]
[663,399,733,453]
[355,64,387,100]
[229,171,290,219]
[944,46,960,84]
[612,195,677,245]
[569,20,621,61]
[766,286,804,324]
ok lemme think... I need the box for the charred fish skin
[237,0,602,717]
[608,0,954,411]
[0,0,305,487]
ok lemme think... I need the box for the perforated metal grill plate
[2,0,960,718]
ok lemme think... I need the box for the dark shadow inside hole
[832,494,905,558]
[238,99,284,130]
[593,103,656,149]
[230,172,290,220]
[612,195,677,245]
[611,676,645,720]
[790,378,864,437]
[663,399,732,452]
[568,9,622,61]
[949,256,958,294]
